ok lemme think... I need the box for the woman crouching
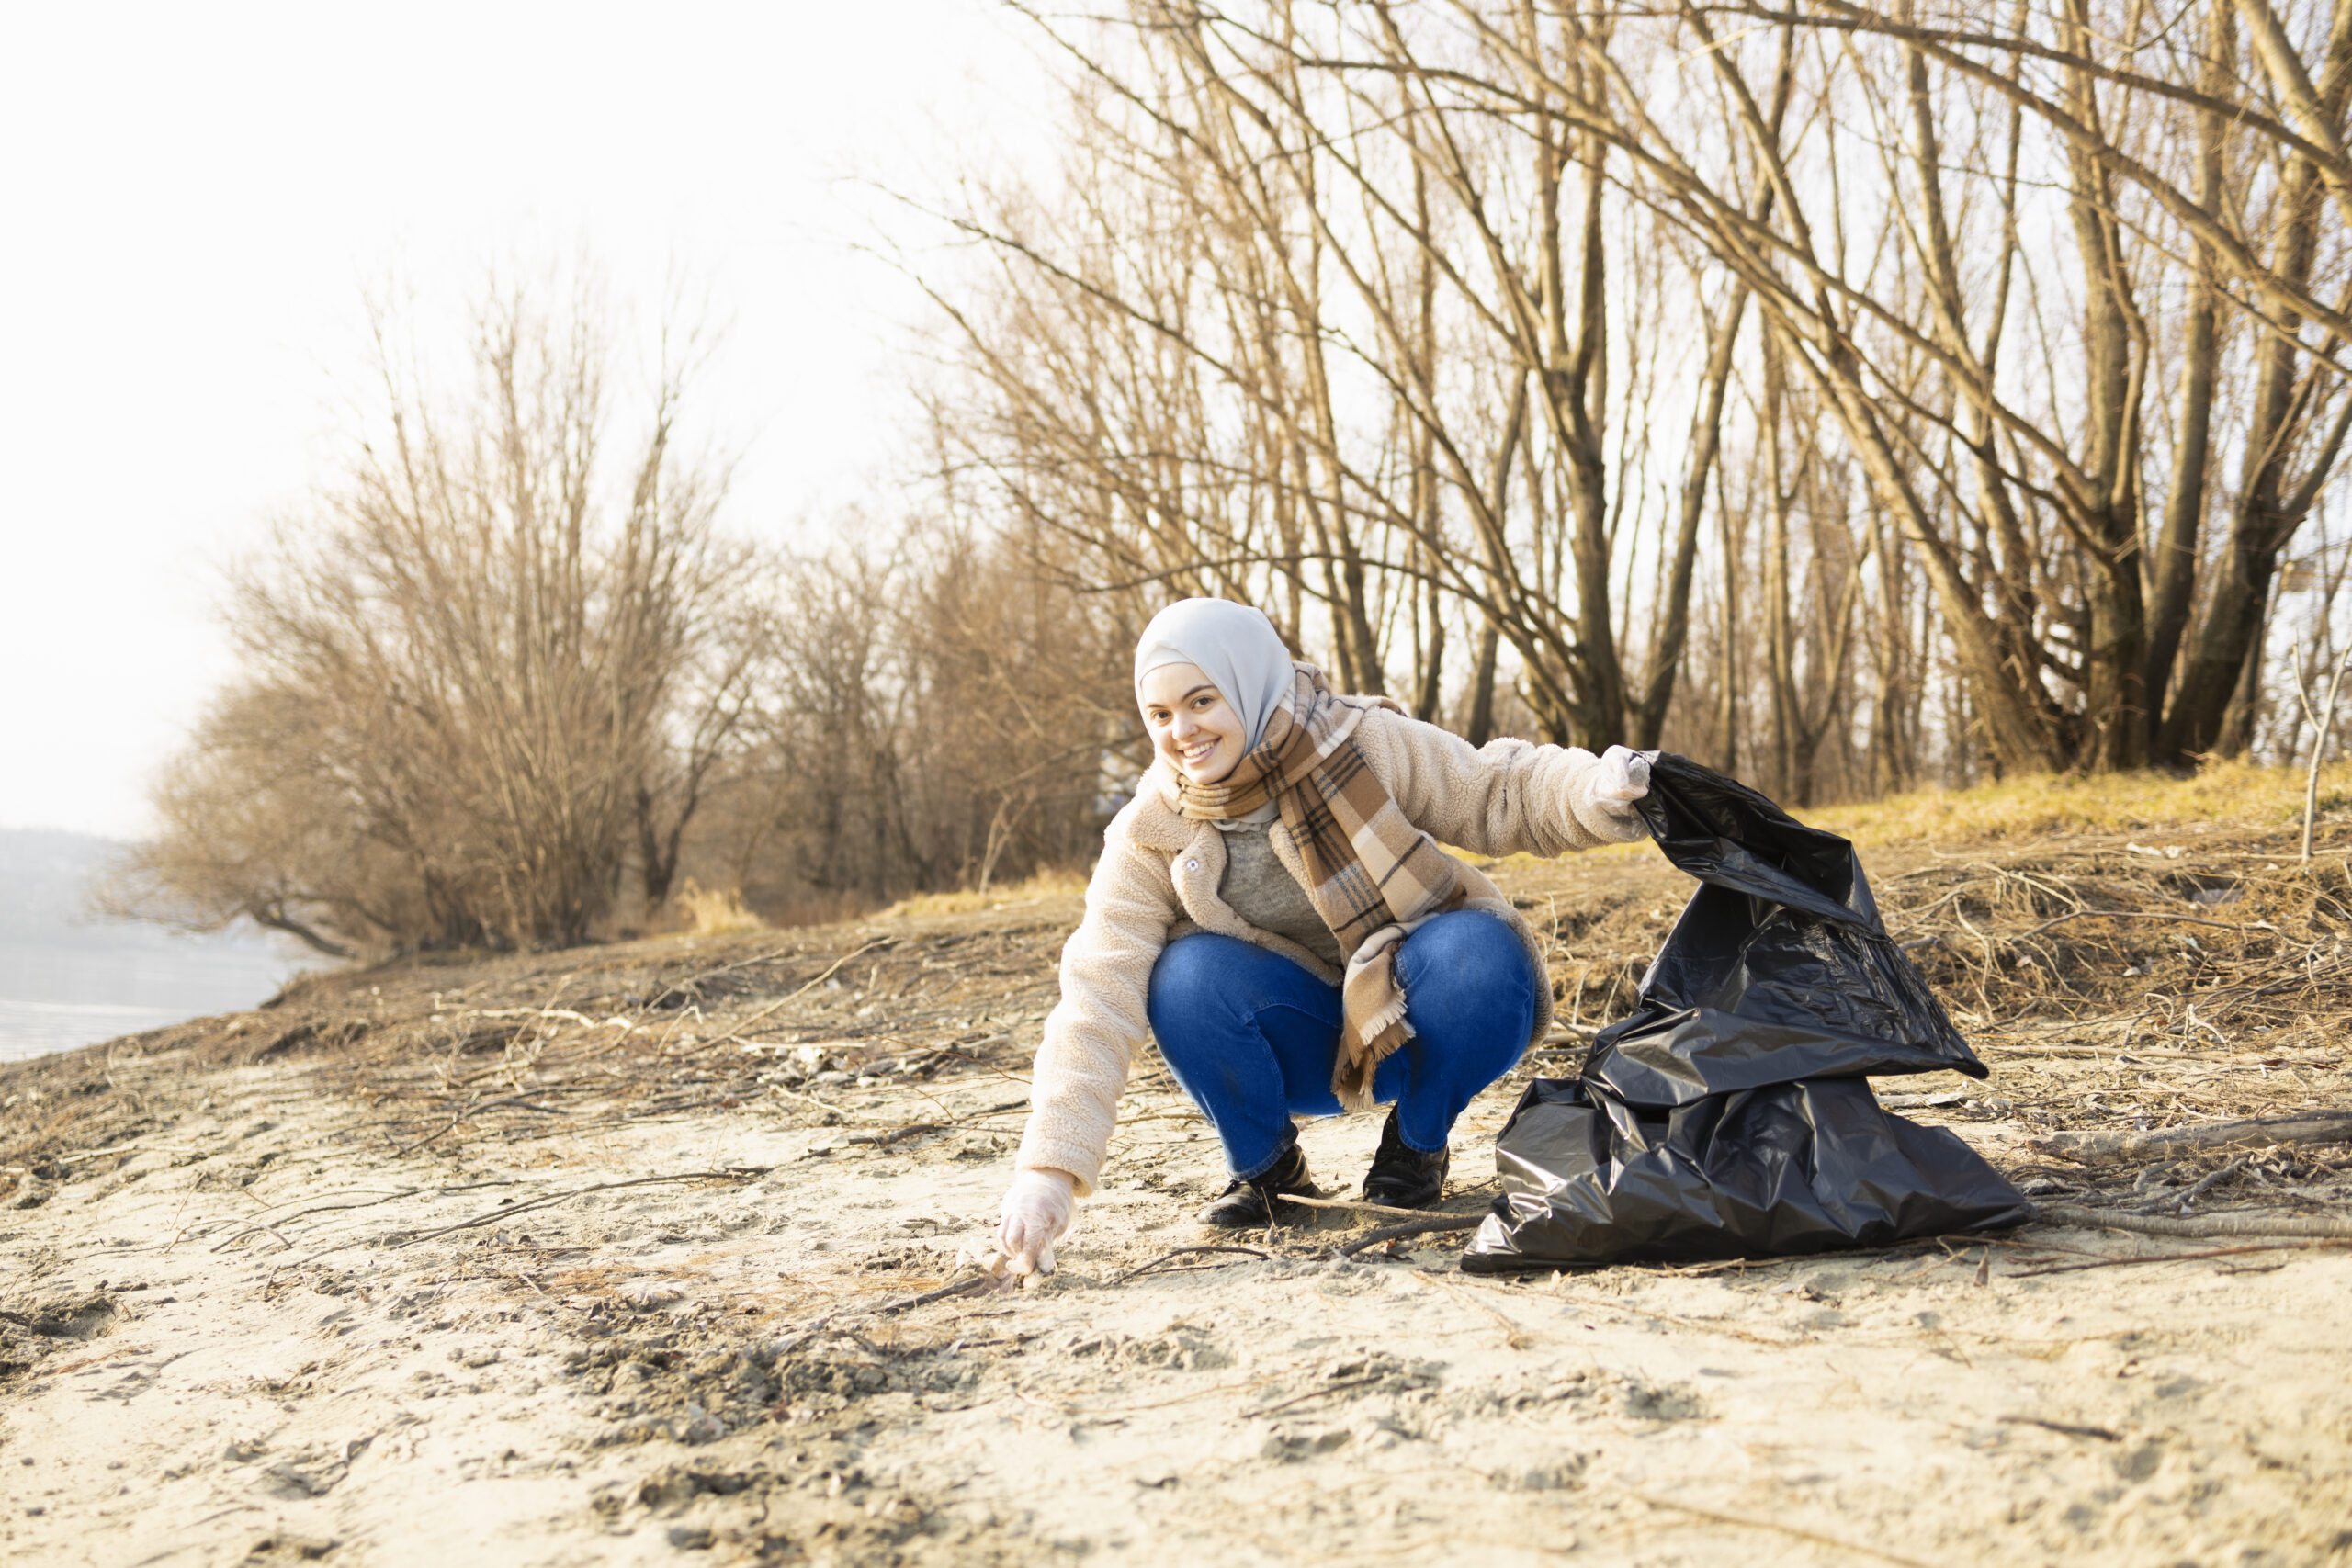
[993,599,1649,1273]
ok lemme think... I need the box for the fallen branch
[771,1269,1005,1346]
[1998,1415,2120,1442]
[841,1098,1031,1147]
[2034,1202,2352,1240]
[2033,1111,2352,1161]
[1242,1372,1390,1418]
[646,943,806,1009]
[871,1272,998,1315]
[434,1006,623,1031]
[388,1095,571,1158]
[1331,1213,1485,1258]
[711,940,900,1043]
[2015,909,2277,940]
[2167,1152,2256,1210]
[210,1189,425,1251]
[2294,638,2352,864]
[1108,1244,1272,1285]
[385,1168,769,1247]
[2005,1241,2350,1278]
[1410,1268,1535,1348]
[1282,1192,1468,1220]
[845,1123,946,1147]
[1617,1489,1937,1568]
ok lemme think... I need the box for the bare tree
[711,0,2352,905]
[117,276,760,953]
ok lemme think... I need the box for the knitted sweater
[1014,697,1639,1195]
[1216,819,1343,967]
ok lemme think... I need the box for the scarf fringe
[1332,1010,1414,1111]
[1332,927,1418,1110]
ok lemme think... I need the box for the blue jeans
[1145,909,1539,1179]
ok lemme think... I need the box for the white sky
[0,1,1052,839]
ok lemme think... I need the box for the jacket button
[1185,859,1199,871]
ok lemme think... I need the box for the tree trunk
[1631,283,1747,749]
[1763,339,1796,800]
[2163,0,2352,758]
[1465,615,1500,746]
[2060,0,2151,771]
[2143,3,2233,742]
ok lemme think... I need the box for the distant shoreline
[0,825,321,1063]
[0,934,314,1063]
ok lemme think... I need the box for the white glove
[995,1168,1076,1276]
[1581,745,1652,842]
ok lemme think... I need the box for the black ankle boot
[1362,1109,1448,1208]
[1198,1141,1317,1228]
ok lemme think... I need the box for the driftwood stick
[713,940,901,1043]
[2168,1152,2256,1209]
[839,1099,1031,1146]
[1999,1416,2120,1442]
[2033,1111,2352,1161]
[1108,1244,1272,1286]
[2035,1202,2352,1240]
[1332,1213,1486,1258]
[2004,1242,2347,1278]
[871,1272,998,1315]
[1618,1489,1939,1568]
[2296,640,2352,863]
[845,1123,946,1147]
[645,944,801,1008]
[385,1168,769,1247]
[768,1271,1002,1349]
[388,1094,571,1159]
[1282,1192,1465,1220]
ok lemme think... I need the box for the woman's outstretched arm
[1353,706,1648,859]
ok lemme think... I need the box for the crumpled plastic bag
[1463,755,2029,1271]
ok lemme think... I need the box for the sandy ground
[6,844,2352,1567]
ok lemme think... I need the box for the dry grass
[671,880,768,936]
[1462,761,2352,881]
[876,868,1091,920]
[1807,759,2352,848]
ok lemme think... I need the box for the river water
[0,828,322,1065]
[0,933,312,1064]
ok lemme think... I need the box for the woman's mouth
[1178,738,1219,768]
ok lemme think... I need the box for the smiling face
[1137,661,1250,785]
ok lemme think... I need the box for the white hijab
[1128,594,1298,827]
[1132,598,1295,750]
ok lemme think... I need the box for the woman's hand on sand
[1587,745,1652,841]
[996,1168,1076,1276]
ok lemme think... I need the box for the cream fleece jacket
[1013,699,1638,1195]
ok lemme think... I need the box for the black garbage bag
[1586,754,1987,1108]
[1462,755,2028,1272]
[1464,1077,2029,1268]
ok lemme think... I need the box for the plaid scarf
[1174,665,1466,1107]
